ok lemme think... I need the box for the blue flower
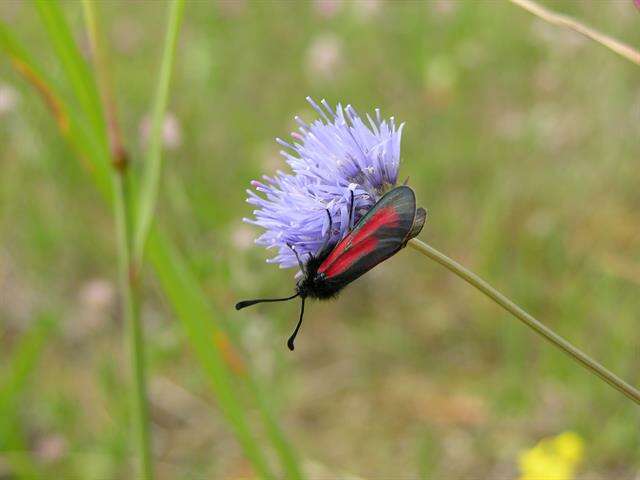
[244,97,404,269]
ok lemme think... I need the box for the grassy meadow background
[1,0,640,478]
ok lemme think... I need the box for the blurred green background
[1,0,640,478]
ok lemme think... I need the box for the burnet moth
[236,185,427,350]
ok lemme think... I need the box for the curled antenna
[317,209,333,255]
[287,297,306,351]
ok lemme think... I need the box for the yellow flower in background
[518,431,584,480]
[553,432,583,464]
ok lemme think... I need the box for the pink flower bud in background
[306,34,344,82]
[79,278,115,311]
[0,84,19,116]
[433,0,458,17]
[231,224,255,251]
[139,112,182,150]
[66,278,115,340]
[35,435,68,463]
[313,0,342,19]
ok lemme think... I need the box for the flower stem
[114,175,154,480]
[407,238,640,406]
[133,0,185,266]
[507,0,640,67]
[81,2,154,477]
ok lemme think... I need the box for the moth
[236,185,426,350]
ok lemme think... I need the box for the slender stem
[507,0,640,67]
[114,175,154,480]
[408,238,640,406]
[133,0,185,267]
[81,2,154,478]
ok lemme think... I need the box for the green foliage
[133,0,185,266]
[0,315,55,479]
[1,1,639,478]
[0,315,55,447]
[1,1,301,478]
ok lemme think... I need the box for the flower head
[245,97,404,269]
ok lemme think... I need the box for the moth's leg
[348,189,355,230]
[287,243,305,272]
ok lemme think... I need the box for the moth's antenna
[287,296,306,351]
[348,189,355,230]
[318,209,333,254]
[235,292,299,310]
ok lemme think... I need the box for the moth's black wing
[408,207,426,242]
[316,186,422,288]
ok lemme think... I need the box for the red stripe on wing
[318,206,400,278]
[351,205,400,245]
[319,236,379,278]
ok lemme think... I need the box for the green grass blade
[215,284,304,478]
[244,376,305,479]
[115,175,154,479]
[147,231,276,479]
[34,0,107,147]
[81,2,154,476]
[0,21,112,198]
[0,315,56,450]
[1,17,302,478]
[2,429,42,480]
[133,0,185,266]
[31,0,112,198]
